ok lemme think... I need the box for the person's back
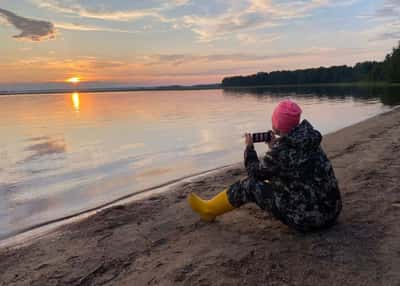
[188,99,342,232]
[251,119,342,231]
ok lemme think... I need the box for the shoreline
[0,163,237,247]
[1,82,399,97]
[1,108,400,285]
[0,85,221,96]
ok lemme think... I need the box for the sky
[0,0,399,87]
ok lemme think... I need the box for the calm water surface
[1,86,399,239]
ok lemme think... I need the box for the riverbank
[2,82,400,97]
[1,108,400,286]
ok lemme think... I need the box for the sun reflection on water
[72,92,80,111]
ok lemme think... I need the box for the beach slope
[1,109,400,286]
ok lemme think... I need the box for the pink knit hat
[272,100,302,134]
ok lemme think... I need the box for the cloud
[377,31,400,41]
[7,48,361,75]
[375,0,400,18]
[142,48,358,67]
[0,8,55,41]
[236,33,280,45]
[359,0,400,19]
[247,0,322,19]
[0,45,375,86]
[0,13,8,25]
[179,0,358,41]
[54,22,136,33]
[173,0,191,6]
[31,0,166,22]
[181,12,278,42]
[366,20,400,41]
[360,0,400,42]
[29,0,360,42]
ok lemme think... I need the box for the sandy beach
[1,108,400,286]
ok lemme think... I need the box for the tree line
[221,42,400,87]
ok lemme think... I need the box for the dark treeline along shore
[223,85,400,107]
[222,42,400,87]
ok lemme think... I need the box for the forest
[222,42,400,87]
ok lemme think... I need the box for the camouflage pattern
[227,119,342,232]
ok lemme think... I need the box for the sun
[66,77,81,84]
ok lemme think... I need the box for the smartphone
[252,131,273,143]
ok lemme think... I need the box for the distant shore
[1,108,400,285]
[2,82,400,96]
[0,84,221,96]
[221,81,400,89]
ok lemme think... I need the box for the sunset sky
[0,0,399,87]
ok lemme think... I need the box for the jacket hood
[281,119,322,150]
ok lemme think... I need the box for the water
[1,86,399,239]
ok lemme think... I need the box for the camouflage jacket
[244,119,342,231]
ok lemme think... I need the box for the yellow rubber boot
[188,190,235,222]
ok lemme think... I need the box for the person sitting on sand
[188,99,342,232]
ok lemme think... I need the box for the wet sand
[1,109,400,286]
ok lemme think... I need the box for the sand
[1,109,400,286]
